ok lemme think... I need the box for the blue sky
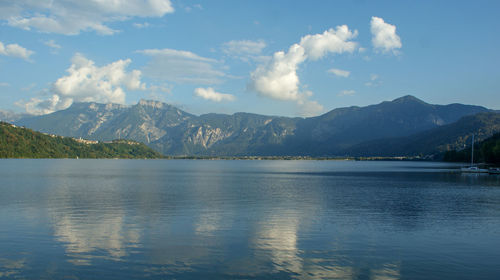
[0,0,499,117]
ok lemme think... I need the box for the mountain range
[6,95,500,157]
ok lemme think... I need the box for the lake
[0,159,499,279]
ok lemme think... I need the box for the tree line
[443,132,500,164]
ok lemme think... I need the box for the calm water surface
[0,159,499,279]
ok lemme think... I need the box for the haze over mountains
[7,95,500,157]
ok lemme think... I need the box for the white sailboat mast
[471,134,474,166]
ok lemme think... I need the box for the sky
[0,0,499,117]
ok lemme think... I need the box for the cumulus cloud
[328,68,350,78]
[0,41,34,61]
[0,0,174,35]
[19,53,145,115]
[370,16,402,54]
[338,90,356,96]
[138,48,226,84]
[194,87,235,102]
[250,25,358,116]
[250,44,307,101]
[299,26,358,60]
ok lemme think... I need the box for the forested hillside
[0,122,162,159]
[444,132,500,164]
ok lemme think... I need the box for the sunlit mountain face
[15,96,493,156]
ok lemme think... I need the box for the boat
[488,168,500,175]
[461,166,488,173]
[460,134,488,173]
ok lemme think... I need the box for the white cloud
[328,68,350,78]
[370,16,402,54]
[222,40,269,63]
[338,90,356,96]
[0,0,174,35]
[365,73,382,87]
[185,4,203,12]
[250,43,306,101]
[149,84,172,94]
[194,87,235,102]
[0,41,34,61]
[21,83,37,91]
[19,95,67,116]
[138,48,226,84]
[43,39,61,54]
[143,83,173,103]
[297,99,324,117]
[19,53,145,115]
[44,39,61,49]
[139,48,216,62]
[133,22,150,29]
[299,26,358,60]
[0,82,10,87]
[250,25,358,116]
[223,40,266,56]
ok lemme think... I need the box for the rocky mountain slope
[16,96,491,156]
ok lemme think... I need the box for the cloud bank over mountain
[20,53,145,115]
[194,87,235,102]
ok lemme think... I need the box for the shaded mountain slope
[346,112,500,157]
[279,95,489,156]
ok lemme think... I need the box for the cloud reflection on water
[18,159,485,278]
[52,212,141,265]
[371,262,401,280]
[46,163,143,266]
[0,258,26,278]
[254,212,303,274]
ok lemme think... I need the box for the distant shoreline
[160,155,434,161]
[0,156,432,161]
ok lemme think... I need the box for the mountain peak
[66,101,126,112]
[138,99,166,109]
[392,95,427,104]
